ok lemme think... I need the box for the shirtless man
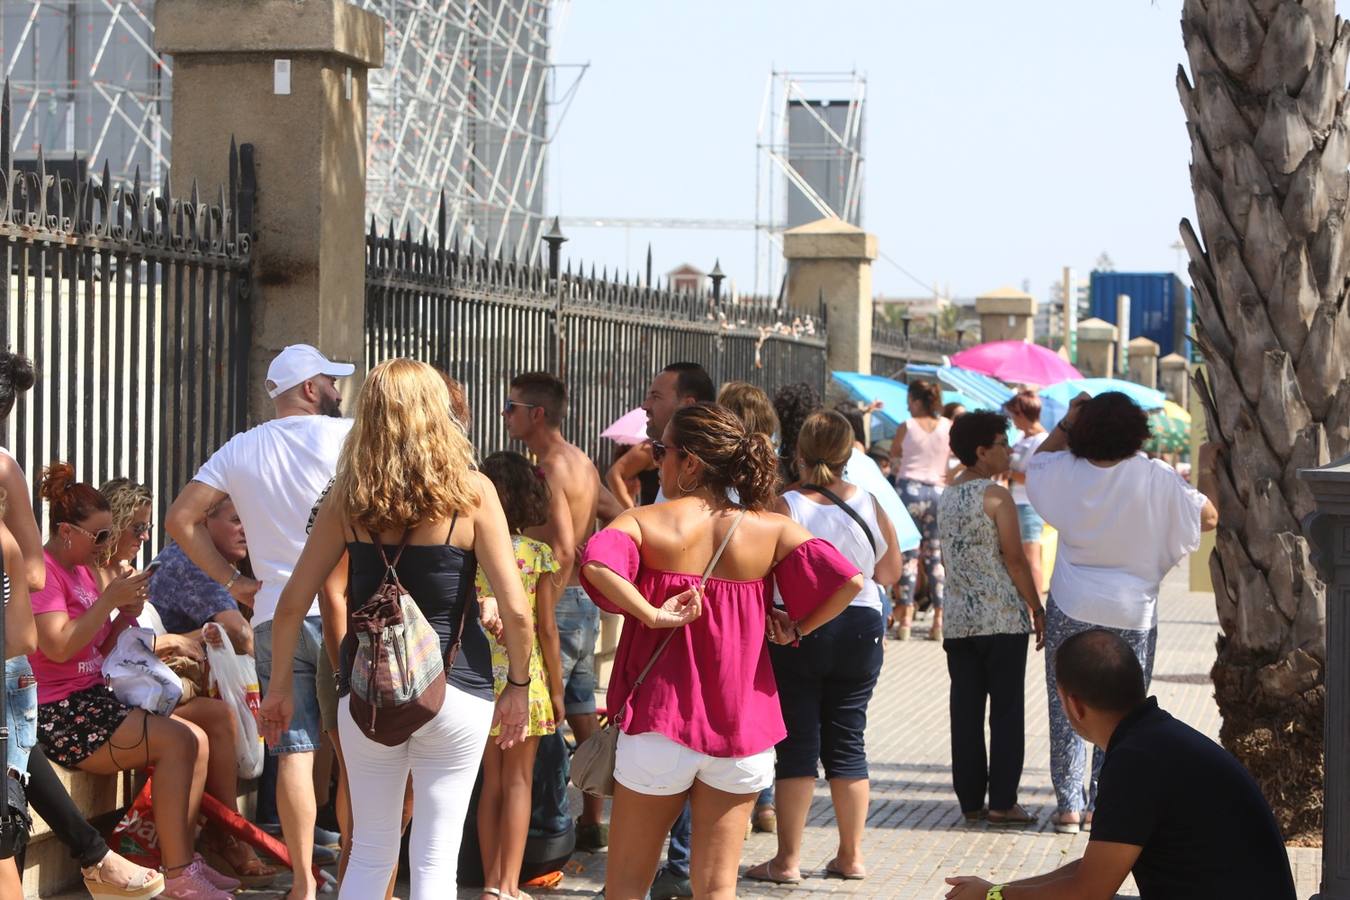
[502,372,605,846]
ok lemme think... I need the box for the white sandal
[81,853,166,900]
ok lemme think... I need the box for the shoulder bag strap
[370,528,414,581]
[800,484,876,554]
[622,510,748,712]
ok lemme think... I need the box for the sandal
[989,804,1037,826]
[82,853,166,900]
[1050,810,1082,834]
[962,807,989,822]
[745,860,802,884]
[824,859,866,881]
[202,832,281,888]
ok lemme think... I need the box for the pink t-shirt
[895,417,952,485]
[580,532,859,758]
[29,550,126,705]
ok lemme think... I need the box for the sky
[546,0,1197,302]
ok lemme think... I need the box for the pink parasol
[949,340,1082,386]
[601,407,650,445]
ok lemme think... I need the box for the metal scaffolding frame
[1,0,576,264]
[754,70,866,295]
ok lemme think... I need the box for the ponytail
[796,411,854,487]
[728,432,780,510]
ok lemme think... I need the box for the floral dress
[475,534,558,737]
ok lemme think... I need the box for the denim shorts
[4,656,37,779]
[254,615,324,755]
[555,585,599,716]
[1016,503,1044,542]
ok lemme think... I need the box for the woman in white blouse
[1026,392,1218,834]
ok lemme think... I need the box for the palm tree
[1178,0,1347,839]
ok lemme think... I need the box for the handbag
[570,511,746,798]
[103,627,184,716]
[0,569,31,860]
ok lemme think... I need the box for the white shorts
[614,731,775,797]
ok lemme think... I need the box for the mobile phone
[145,559,163,574]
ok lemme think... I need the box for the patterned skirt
[38,684,136,769]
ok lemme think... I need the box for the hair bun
[39,461,76,504]
[3,354,35,393]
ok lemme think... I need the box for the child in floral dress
[475,452,563,900]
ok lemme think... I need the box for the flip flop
[824,860,866,881]
[744,860,802,885]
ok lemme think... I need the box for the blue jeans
[664,803,691,879]
[4,656,37,779]
[556,586,600,716]
[255,615,325,754]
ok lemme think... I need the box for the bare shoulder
[541,442,599,486]
[981,481,1015,510]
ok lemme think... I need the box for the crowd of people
[0,343,1300,900]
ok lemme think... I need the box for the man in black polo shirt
[944,629,1295,900]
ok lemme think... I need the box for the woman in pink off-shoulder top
[580,403,864,900]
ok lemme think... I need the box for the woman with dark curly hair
[579,402,863,899]
[772,382,820,484]
[1026,392,1219,834]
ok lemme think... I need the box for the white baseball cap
[265,344,356,399]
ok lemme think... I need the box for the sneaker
[161,861,234,899]
[192,854,241,891]
[575,819,609,852]
[314,824,343,848]
[650,867,693,900]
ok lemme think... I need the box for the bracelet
[223,567,241,590]
[1056,420,1071,433]
[505,674,531,688]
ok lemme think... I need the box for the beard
[319,393,344,418]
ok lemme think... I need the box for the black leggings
[17,744,109,872]
[944,633,1029,814]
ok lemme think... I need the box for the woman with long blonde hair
[259,358,533,899]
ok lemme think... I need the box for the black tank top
[339,521,494,702]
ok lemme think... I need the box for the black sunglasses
[651,440,686,463]
[502,399,540,414]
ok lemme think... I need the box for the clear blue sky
[547,0,1195,301]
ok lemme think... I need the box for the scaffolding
[754,70,866,295]
[1,0,573,264]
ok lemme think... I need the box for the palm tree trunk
[1178,0,1348,840]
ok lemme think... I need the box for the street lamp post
[709,258,726,303]
[955,328,966,349]
[901,312,913,377]
[1300,454,1350,900]
[542,217,567,281]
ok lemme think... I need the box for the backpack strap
[370,528,414,581]
[800,484,877,554]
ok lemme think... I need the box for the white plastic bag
[102,627,183,716]
[203,623,265,779]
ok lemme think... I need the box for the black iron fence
[871,322,961,380]
[366,204,828,462]
[0,82,253,548]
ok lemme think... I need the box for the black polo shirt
[1090,697,1295,899]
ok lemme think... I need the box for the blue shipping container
[1088,271,1190,359]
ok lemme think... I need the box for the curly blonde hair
[98,477,152,566]
[333,358,480,534]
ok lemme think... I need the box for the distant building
[668,264,706,294]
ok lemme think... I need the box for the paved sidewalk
[46,564,1320,898]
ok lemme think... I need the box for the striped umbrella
[1145,401,1190,455]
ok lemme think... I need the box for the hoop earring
[677,471,697,496]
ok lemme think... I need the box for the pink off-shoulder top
[579,530,860,758]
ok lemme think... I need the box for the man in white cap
[167,344,355,900]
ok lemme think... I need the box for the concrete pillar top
[975,286,1036,316]
[782,217,878,261]
[155,0,385,68]
[1128,336,1161,356]
[1159,352,1189,368]
[1077,316,1119,341]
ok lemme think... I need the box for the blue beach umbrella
[1038,378,1166,431]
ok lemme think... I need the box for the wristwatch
[986,886,1006,900]
[223,566,242,590]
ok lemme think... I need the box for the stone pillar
[1126,336,1160,389]
[156,0,385,423]
[1075,317,1118,378]
[783,217,878,375]
[974,287,1036,343]
[1160,352,1190,406]
[1300,456,1350,900]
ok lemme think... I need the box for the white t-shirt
[193,415,353,625]
[1009,430,1050,505]
[1026,451,1206,631]
[781,488,887,613]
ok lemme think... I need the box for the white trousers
[337,687,494,899]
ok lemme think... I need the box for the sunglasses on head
[68,523,113,545]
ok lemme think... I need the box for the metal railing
[0,82,253,548]
[366,204,828,461]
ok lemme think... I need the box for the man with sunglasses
[167,344,355,900]
[502,372,605,846]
